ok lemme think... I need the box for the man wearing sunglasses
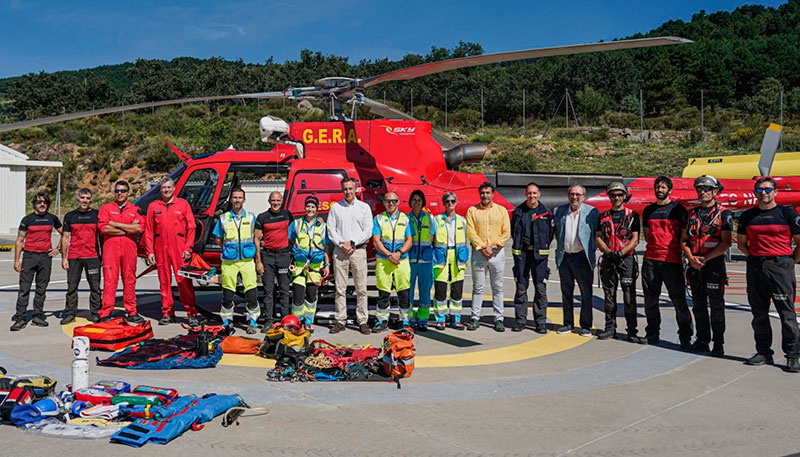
[11,193,63,331]
[680,175,732,357]
[371,191,413,332]
[98,180,143,324]
[737,176,800,372]
[596,182,641,342]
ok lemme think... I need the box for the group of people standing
[510,174,800,373]
[11,174,800,372]
[12,179,199,331]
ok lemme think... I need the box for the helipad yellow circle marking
[62,309,590,369]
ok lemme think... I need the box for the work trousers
[101,241,138,318]
[470,247,505,321]
[220,259,259,323]
[410,261,433,324]
[512,251,549,327]
[642,258,693,342]
[64,257,101,319]
[333,246,368,326]
[261,248,292,320]
[686,256,726,345]
[599,254,639,335]
[558,252,594,329]
[746,255,800,357]
[15,252,52,321]
[292,282,318,324]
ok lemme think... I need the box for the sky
[0,0,789,79]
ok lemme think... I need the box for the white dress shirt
[327,198,374,247]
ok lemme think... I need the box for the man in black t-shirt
[12,192,63,331]
[595,182,642,342]
[254,191,294,328]
[680,175,732,357]
[641,176,692,349]
[737,176,800,372]
[60,188,102,324]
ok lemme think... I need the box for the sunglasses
[444,199,456,204]
[114,189,129,194]
[384,199,398,204]
[755,187,775,194]
[695,186,714,193]
[609,193,625,199]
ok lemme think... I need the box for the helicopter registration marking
[302,128,362,144]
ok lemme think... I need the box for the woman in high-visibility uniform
[407,190,435,331]
[288,196,330,332]
[432,192,470,330]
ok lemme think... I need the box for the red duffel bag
[73,317,154,351]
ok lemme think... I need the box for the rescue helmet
[606,181,631,203]
[606,182,628,194]
[281,315,302,332]
[694,174,723,192]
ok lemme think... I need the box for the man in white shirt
[554,184,599,337]
[326,177,374,334]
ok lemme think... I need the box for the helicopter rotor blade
[0,92,289,133]
[362,97,457,150]
[360,36,691,88]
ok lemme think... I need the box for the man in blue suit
[554,184,599,337]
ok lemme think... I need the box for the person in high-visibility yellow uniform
[212,188,260,334]
[432,192,470,330]
[407,190,435,331]
[288,196,330,333]
[371,191,413,333]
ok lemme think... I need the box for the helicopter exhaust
[443,143,489,169]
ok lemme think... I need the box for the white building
[0,144,63,236]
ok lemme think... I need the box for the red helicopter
[0,36,715,269]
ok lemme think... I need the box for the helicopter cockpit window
[178,168,219,213]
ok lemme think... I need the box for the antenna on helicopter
[758,123,782,176]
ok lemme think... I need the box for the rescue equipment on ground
[73,317,154,351]
[382,327,416,388]
[177,253,219,284]
[72,337,90,391]
[96,333,223,370]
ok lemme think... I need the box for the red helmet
[281,315,301,331]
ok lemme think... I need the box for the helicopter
[0,36,697,268]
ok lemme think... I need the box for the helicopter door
[177,167,223,254]
[286,169,348,217]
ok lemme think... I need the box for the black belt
[263,246,291,253]
[355,243,367,249]
[564,251,584,256]
[750,255,791,262]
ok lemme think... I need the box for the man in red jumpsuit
[145,178,198,326]
[98,180,143,323]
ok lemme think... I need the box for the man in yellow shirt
[466,182,511,331]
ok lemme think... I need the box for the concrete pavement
[0,246,799,456]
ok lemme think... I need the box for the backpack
[382,327,415,388]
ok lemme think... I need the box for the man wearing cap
[681,175,732,357]
[737,176,800,372]
[371,191,413,333]
[432,192,469,330]
[466,182,511,332]
[326,177,374,335]
[554,184,599,337]
[596,182,642,342]
[11,192,63,331]
[255,191,294,329]
[288,196,330,332]
[60,188,101,324]
[145,177,198,327]
[98,180,143,324]
[510,182,553,333]
[641,176,692,348]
